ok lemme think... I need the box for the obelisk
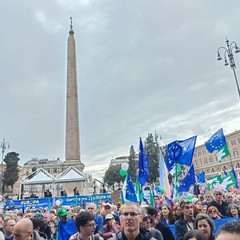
[65,18,84,171]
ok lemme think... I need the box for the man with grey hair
[110,202,157,240]
[216,220,240,240]
[225,192,234,204]
[3,219,15,240]
[208,189,229,216]
[86,202,103,237]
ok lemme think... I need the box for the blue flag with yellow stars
[178,165,196,192]
[205,128,227,153]
[138,137,149,186]
[166,135,197,170]
[126,174,138,202]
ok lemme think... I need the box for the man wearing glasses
[110,202,157,240]
[175,200,194,240]
[208,189,229,216]
[70,211,103,240]
[86,203,103,238]
[140,207,163,240]
[146,207,175,240]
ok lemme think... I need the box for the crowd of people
[0,188,239,239]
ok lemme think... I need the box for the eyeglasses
[142,216,150,221]
[184,206,193,209]
[122,212,140,217]
[84,223,95,228]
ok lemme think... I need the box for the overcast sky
[0,1,240,180]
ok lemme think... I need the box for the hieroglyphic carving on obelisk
[65,18,81,162]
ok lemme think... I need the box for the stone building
[193,129,240,179]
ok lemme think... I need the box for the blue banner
[169,218,236,238]
[6,193,112,210]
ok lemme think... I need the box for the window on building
[231,139,236,146]
[194,153,197,158]
[233,149,238,157]
[200,159,202,165]
[204,158,208,164]
[238,137,240,144]
[198,152,202,157]
[203,150,206,155]
[209,157,213,163]
[195,161,198,166]
[210,168,215,173]
[222,165,228,171]
[235,163,240,169]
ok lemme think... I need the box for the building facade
[193,129,240,180]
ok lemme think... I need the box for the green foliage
[3,152,20,191]
[144,133,159,182]
[128,145,137,182]
[104,165,125,186]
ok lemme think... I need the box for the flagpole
[228,154,238,188]
[228,153,235,170]
[174,164,179,201]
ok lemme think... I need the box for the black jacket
[111,227,156,240]
[175,216,193,240]
[155,222,175,240]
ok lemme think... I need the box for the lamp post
[0,139,10,193]
[0,139,10,164]
[217,38,240,99]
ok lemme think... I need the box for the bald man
[13,218,33,240]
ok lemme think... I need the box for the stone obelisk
[65,18,84,171]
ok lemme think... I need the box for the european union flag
[205,128,227,153]
[178,165,196,192]
[166,136,197,169]
[125,174,137,202]
[138,137,149,186]
[166,157,175,171]
[196,171,205,183]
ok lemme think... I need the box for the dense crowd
[0,188,240,239]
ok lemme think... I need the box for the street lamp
[0,139,10,164]
[217,38,240,99]
[0,139,10,193]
